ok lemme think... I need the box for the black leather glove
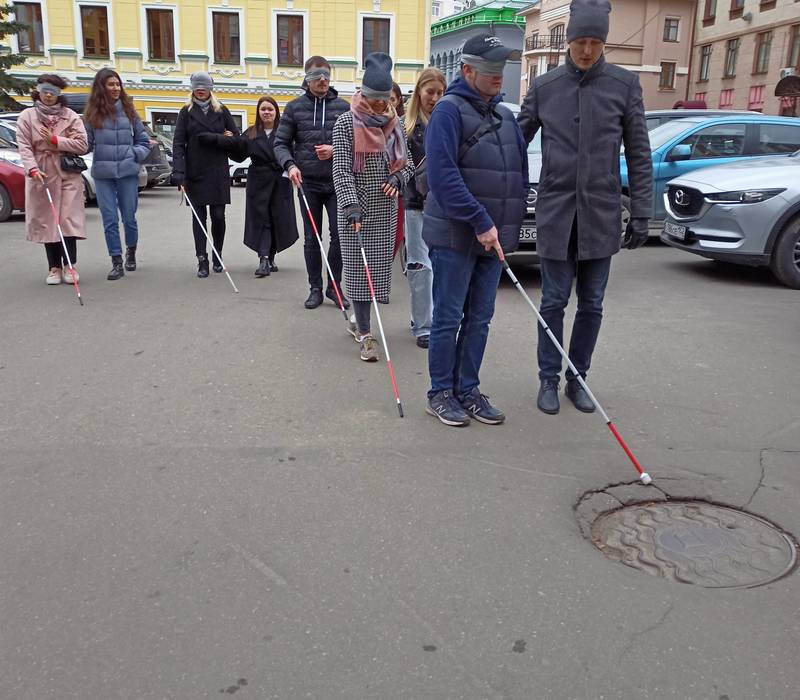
[170,173,185,187]
[343,204,361,227]
[384,173,402,192]
[623,217,649,250]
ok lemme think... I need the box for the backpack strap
[439,94,503,161]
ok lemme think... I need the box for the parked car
[80,152,148,205]
[230,157,250,186]
[620,115,800,228]
[140,122,172,187]
[0,146,26,221]
[661,150,800,288]
[644,109,756,132]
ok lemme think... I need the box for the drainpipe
[684,0,698,101]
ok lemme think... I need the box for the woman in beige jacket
[17,74,88,285]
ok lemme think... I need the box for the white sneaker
[46,268,62,285]
[62,267,79,284]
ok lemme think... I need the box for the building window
[550,24,565,49]
[699,45,712,81]
[212,11,241,64]
[694,91,707,103]
[80,5,110,58]
[528,64,537,84]
[724,38,739,78]
[362,17,390,66]
[719,88,734,108]
[432,2,440,18]
[788,24,800,70]
[659,62,677,89]
[146,8,175,61]
[703,0,717,25]
[759,0,776,11]
[663,18,680,42]
[277,14,304,67]
[729,0,744,19]
[748,85,765,111]
[15,2,44,54]
[753,31,772,74]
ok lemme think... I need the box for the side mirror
[668,144,692,162]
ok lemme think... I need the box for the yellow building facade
[3,0,431,139]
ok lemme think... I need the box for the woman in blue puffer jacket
[84,69,152,281]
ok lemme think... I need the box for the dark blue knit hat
[362,52,393,100]
[567,0,611,43]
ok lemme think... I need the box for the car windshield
[620,120,701,155]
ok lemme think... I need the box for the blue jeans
[538,255,612,382]
[404,209,433,338]
[95,176,140,257]
[428,246,503,398]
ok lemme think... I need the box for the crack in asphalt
[746,448,800,507]
[618,602,675,662]
[573,479,668,512]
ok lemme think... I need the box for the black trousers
[192,204,226,258]
[44,238,77,269]
[297,180,342,289]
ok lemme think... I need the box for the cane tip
[640,472,652,485]
[398,403,404,418]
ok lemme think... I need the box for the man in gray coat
[518,0,652,415]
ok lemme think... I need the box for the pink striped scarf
[350,91,407,174]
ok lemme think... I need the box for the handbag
[60,155,88,173]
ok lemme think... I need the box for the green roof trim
[328,59,358,66]
[50,48,78,55]
[178,53,209,60]
[245,56,271,64]
[431,1,528,37]
[395,61,425,68]
[141,78,184,84]
[114,50,143,58]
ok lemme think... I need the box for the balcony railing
[525,34,566,52]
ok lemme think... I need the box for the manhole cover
[591,501,796,588]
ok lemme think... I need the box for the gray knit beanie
[361,53,393,100]
[566,0,611,43]
[190,71,213,91]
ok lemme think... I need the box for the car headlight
[706,188,786,204]
[0,152,23,168]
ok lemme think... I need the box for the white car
[230,157,250,186]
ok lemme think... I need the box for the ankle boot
[124,246,137,271]
[197,255,209,278]
[255,256,270,277]
[107,255,124,281]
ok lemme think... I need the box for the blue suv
[620,115,800,227]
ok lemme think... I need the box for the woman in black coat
[171,72,239,277]
[227,96,298,277]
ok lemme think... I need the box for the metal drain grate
[591,501,796,588]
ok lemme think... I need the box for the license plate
[663,221,686,241]
[519,226,537,241]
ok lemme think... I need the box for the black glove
[623,217,649,250]
[384,173,402,192]
[170,173,185,187]
[343,204,361,227]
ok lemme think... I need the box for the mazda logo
[674,189,688,207]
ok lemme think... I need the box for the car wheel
[620,195,632,237]
[769,216,800,289]
[0,184,12,222]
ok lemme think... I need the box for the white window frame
[8,0,51,58]
[272,9,309,69]
[207,5,245,69]
[663,16,681,43]
[141,3,180,63]
[358,12,395,73]
[75,1,115,62]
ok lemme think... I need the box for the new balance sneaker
[62,267,79,284]
[359,335,379,362]
[457,387,505,425]
[426,390,471,427]
[46,267,62,285]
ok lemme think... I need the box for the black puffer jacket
[273,86,349,183]
[403,120,426,211]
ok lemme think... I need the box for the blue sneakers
[426,390,471,427]
[457,387,506,425]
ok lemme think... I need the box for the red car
[0,154,26,221]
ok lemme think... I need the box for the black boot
[326,284,350,310]
[304,287,324,309]
[197,255,209,278]
[537,378,560,415]
[124,246,137,271]
[107,255,124,281]
[212,257,224,273]
[565,378,595,413]
[255,256,270,277]
[268,257,279,272]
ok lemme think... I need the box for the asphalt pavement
[1,186,799,699]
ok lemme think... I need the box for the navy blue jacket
[85,100,151,180]
[422,76,527,255]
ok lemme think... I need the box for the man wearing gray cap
[518,0,652,416]
[423,33,528,427]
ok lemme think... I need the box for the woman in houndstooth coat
[332,54,414,362]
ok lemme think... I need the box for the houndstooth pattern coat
[332,112,414,303]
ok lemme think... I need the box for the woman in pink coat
[17,74,88,285]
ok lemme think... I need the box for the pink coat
[17,107,88,244]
